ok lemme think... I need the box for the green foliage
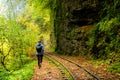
[87,17,120,59]
[0,0,58,79]
[0,0,57,77]
[0,17,34,71]
[108,62,120,74]
[49,47,56,53]
[100,0,120,19]
[89,0,120,59]
[0,61,36,80]
[0,4,39,77]
[21,0,57,50]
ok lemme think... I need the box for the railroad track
[44,54,74,80]
[45,52,100,80]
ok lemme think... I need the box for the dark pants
[37,55,43,66]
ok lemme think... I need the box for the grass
[3,60,36,80]
[108,62,120,75]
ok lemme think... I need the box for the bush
[87,17,120,59]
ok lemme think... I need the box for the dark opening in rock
[70,7,99,26]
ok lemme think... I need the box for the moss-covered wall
[55,0,100,55]
[54,0,120,61]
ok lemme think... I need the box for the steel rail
[44,54,75,80]
[46,52,100,80]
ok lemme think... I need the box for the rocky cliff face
[55,0,101,55]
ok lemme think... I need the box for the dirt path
[31,57,62,80]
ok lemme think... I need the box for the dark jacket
[36,42,44,55]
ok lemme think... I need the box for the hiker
[36,41,44,68]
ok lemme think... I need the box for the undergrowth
[86,0,120,74]
[108,62,120,75]
[0,60,36,80]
